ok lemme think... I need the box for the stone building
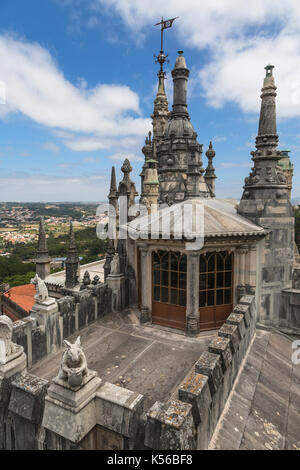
[0,45,299,451]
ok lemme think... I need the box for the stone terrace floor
[30,310,216,410]
[210,329,300,450]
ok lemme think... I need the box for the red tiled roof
[4,284,35,313]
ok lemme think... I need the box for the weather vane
[154,16,178,74]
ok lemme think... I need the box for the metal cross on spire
[154,16,178,73]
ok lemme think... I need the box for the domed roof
[165,117,194,138]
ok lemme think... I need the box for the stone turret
[65,223,80,289]
[237,65,294,330]
[35,217,51,280]
[158,51,210,204]
[204,142,217,197]
[104,166,118,281]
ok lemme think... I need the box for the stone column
[186,251,200,336]
[236,245,249,301]
[139,244,151,323]
[248,244,257,291]
[31,297,63,355]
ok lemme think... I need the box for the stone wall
[1,295,256,450]
[10,283,112,368]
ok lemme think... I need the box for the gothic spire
[108,166,117,198]
[256,65,278,150]
[108,166,119,214]
[35,216,51,280]
[37,217,49,256]
[65,222,80,289]
[238,65,290,220]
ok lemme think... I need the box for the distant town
[0,203,108,287]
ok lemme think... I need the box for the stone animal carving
[58,336,88,388]
[0,315,16,364]
[83,271,91,286]
[31,274,49,303]
[110,253,120,275]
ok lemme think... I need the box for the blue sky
[0,0,299,202]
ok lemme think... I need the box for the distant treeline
[0,226,107,287]
[0,202,98,220]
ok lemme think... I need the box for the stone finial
[0,315,16,364]
[204,141,217,197]
[58,337,88,389]
[31,274,49,304]
[108,166,118,208]
[92,275,100,285]
[121,158,133,176]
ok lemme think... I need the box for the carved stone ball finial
[121,158,133,175]
[58,337,88,389]
[206,141,216,159]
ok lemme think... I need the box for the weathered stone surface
[195,351,223,396]
[9,373,48,422]
[233,304,251,326]
[218,323,240,354]
[42,371,101,443]
[145,399,196,450]
[208,336,232,372]
[226,313,246,339]
[96,382,144,439]
[178,372,211,426]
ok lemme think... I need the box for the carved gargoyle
[31,274,49,303]
[0,315,16,364]
[58,336,88,388]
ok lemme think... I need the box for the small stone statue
[31,274,49,303]
[110,253,120,275]
[82,271,91,287]
[58,337,88,388]
[92,275,100,285]
[0,315,16,364]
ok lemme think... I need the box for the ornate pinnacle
[121,158,133,177]
[37,216,48,255]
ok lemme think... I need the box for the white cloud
[0,34,150,152]
[95,0,300,119]
[42,142,60,153]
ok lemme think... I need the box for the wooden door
[152,251,187,330]
[199,251,234,331]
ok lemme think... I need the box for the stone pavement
[30,310,215,410]
[210,329,300,450]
